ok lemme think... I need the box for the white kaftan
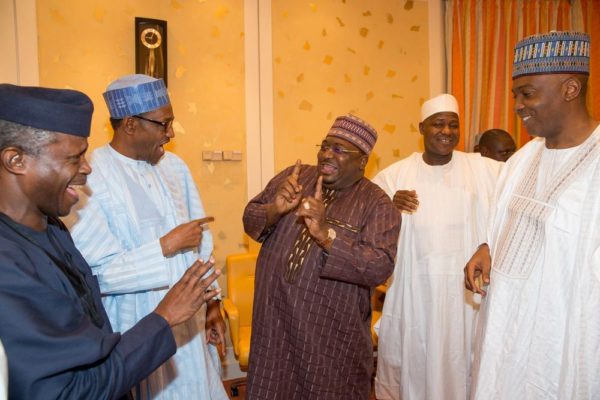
[66,145,227,400]
[372,151,500,400]
[472,126,600,399]
[0,339,6,400]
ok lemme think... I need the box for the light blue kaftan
[67,145,227,400]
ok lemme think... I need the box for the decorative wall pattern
[272,0,430,177]
[36,0,248,284]
[35,0,431,291]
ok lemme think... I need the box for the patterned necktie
[284,188,337,283]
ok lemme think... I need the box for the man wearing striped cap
[243,115,401,399]
[465,31,600,398]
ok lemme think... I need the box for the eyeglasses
[316,143,361,155]
[133,115,174,132]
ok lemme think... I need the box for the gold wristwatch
[319,227,336,248]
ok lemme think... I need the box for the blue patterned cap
[103,74,170,118]
[513,31,590,79]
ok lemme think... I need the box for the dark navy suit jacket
[0,217,176,399]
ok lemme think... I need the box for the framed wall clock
[135,17,168,86]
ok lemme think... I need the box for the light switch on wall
[203,150,242,161]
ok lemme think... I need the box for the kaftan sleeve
[319,186,401,287]
[243,166,296,241]
[67,176,170,295]
[0,243,176,400]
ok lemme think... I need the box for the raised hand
[464,244,491,296]
[392,190,419,213]
[160,216,215,257]
[296,175,329,247]
[154,258,221,327]
[274,159,303,214]
[266,160,303,226]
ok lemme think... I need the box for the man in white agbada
[465,31,600,399]
[372,94,501,400]
[67,75,228,399]
[0,339,6,400]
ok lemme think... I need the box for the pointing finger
[193,216,215,227]
[315,176,323,201]
[291,159,302,179]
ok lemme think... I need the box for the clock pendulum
[140,27,162,78]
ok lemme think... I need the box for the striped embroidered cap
[103,74,170,118]
[512,31,590,79]
[327,114,378,155]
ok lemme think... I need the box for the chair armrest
[222,297,240,356]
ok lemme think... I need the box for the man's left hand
[205,299,226,358]
[296,176,330,247]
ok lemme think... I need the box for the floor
[222,378,246,399]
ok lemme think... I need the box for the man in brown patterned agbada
[243,115,401,399]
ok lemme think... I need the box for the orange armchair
[222,253,257,370]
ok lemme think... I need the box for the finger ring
[303,202,310,210]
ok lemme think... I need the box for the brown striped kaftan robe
[243,164,401,400]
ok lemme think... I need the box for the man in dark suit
[0,83,220,400]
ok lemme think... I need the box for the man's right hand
[154,258,221,327]
[392,190,419,213]
[464,244,491,296]
[160,216,215,257]
[266,159,303,225]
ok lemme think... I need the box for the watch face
[327,227,336,240]
[140,27,162,49]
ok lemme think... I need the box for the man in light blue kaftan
[66,75,228,400]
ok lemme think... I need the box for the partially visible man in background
[477,128,516,162]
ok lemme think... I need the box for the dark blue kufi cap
[0,84,93,137]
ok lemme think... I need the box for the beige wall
[36,0,248,287]
[271,0,430,177]
[35,0,431,289]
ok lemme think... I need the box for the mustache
[69,176,87,186]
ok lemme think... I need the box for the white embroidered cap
[420,94,459,122]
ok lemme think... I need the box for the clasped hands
[268,159,330,247]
